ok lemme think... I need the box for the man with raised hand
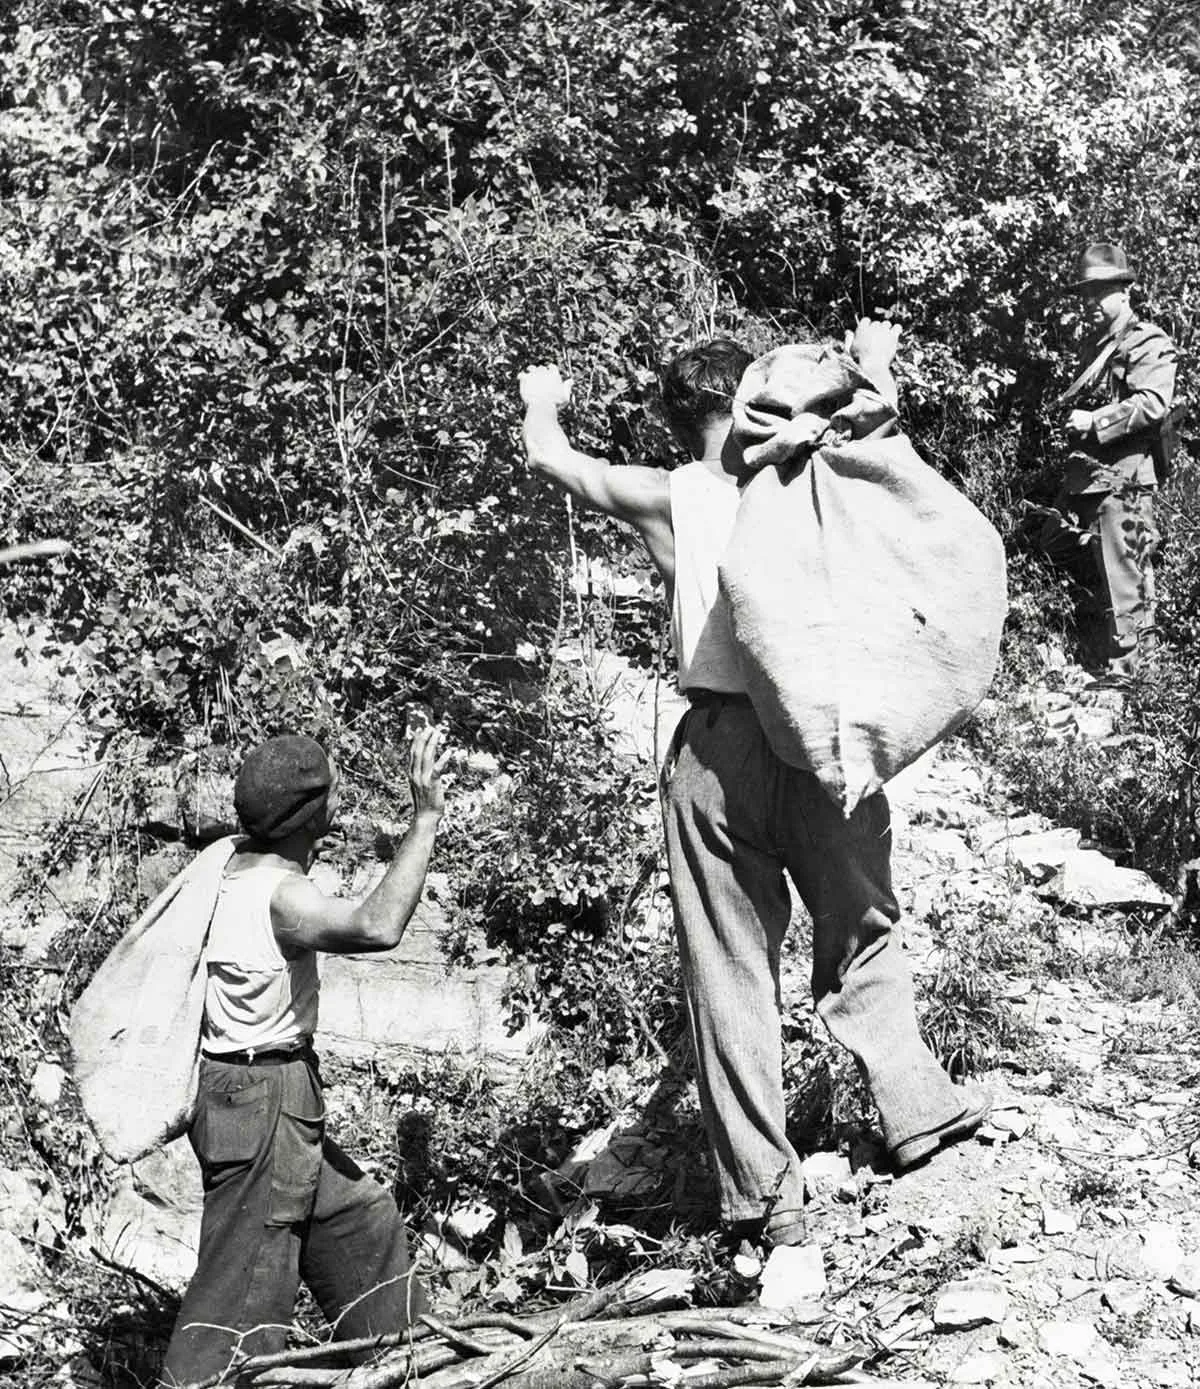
[519,323,987,1249]
[161,728,445,1385]
[1054,241,1179,679]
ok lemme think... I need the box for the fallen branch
[659,1311,827,1341]
[86,1242,177,1304]
[574,1340,835,1369]
[340,1286,627,1389]
[178,1321,513,1389]
[345,1319,561,1389]
[198,495,283,559]
[342,1315,865,1389]
[451,1314,542,1340]
[456,1341,865,1389]
[177,1282,854,1389]
[463,1320,562,1389]
[668,1360,845,1389]
[244,1371,347,1388]
[525,1283,624,1328]
[0,539,71,565]
[418,1312,496,1358]
[444,1320,832,1367]
[176,1321,499,1389]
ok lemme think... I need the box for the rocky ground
[3,652,1200,1387]
[765,733,1200,1389]
[517,669,1200,1389]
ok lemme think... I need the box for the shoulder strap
[1053,335,1122,408]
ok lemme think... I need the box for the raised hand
[847,316,902,372]
[408,726,446,820]
[519,364,572,410]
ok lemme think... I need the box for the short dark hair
[660,339,753,433]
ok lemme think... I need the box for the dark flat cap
[234,734,332,841]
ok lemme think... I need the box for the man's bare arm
[520,365,675,579]
[272,727,445,955]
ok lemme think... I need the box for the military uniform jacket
[1063,312,1178,494]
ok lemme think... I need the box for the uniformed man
[1053,241,1178,678]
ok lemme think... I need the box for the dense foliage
[2,0,1199,1041]
[5,10,1200,1381]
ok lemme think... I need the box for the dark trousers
[663,700,965,1223]
[1052,485,1158,663]
[160,1054,426,1385]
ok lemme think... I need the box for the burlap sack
[732,343,887,465]
[68,837,237,1161]
[721,346,1007,814]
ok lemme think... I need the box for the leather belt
[202,1043,315,1066]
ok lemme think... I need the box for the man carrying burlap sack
[520,323,989,1249]
[159,729,445,1385]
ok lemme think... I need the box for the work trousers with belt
[160,1051,425,1385]
[663,698,966,1224]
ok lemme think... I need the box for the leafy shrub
[4,0,1200,1255]
[449,675,671,1020]
[917,882,1044,1079]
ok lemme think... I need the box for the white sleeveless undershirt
[668,462,746,694]
[202,861,319,1053]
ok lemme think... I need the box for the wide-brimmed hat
[1069,242,1135,291]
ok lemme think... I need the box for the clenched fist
[846,316,902,372]
[519,364,572,410]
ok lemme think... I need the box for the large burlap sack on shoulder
[731,342,890,463]
[68,836,237,1162]
[721,346,1007,814]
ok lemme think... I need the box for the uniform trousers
[1059,485,1158,661]
[161,1052,425,1385]
[663,697,966,1223]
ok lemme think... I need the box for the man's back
[203,858,318,1056]
[667,461,744,695]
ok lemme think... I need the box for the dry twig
[176,1281,863,1389]
[0,539,71,565]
